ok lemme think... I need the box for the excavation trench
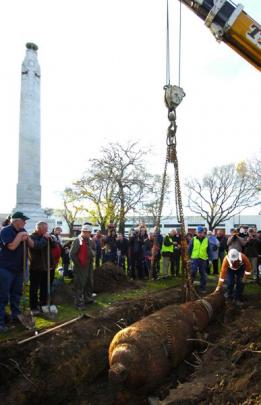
[0,286,182,405]
[1,287,260,405]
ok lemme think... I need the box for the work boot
[0,325,9,334]
[17,313,35,330]
[234,300,244,307]
[85,298,94,304]
[31,308,41,316]
[76,304,87,310]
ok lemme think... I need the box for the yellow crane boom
[179,0,261,70]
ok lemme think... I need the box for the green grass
[1,273,259,343]
[244,281,261,295]
[0,276,181,342]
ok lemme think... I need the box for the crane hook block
[164,85,186,110]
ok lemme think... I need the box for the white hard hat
[228,248,239,261]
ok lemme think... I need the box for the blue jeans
[0,267,23,327]
[226,267,245,300]
[191,259,207,290]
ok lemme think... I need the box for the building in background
[47,214,261,237]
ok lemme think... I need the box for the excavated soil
[74,292,261,405]
[0,282,260,405]
[0,285,181,405]
[158,293,261,405]
[53,262,137,305]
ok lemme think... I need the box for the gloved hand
[215,285,223,293]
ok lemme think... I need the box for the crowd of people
[188,225,260,303]
[0,212,260,333]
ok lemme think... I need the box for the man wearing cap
[29,221,57,314]
[0,212,34,332]
[70,224,95,309]
[188,226,213,293]
[215,248,252,305]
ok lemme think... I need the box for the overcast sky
[0,0,260,215]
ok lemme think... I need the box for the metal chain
[166,107,200,302]
[155,153,168,230]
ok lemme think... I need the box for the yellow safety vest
[161,235,174,253]
[191,236,208,260]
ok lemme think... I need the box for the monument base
[13,206,55,233]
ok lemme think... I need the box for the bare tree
[60,188,86,237]
[74,173,120,233]
[185,163,259,230]
[140,174,171,225]
[246,152,261,191]
[89,141,150,234]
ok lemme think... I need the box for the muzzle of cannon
[108,292,224,390]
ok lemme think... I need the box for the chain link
[165,106,200,301]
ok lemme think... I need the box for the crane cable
[154,0,199,301]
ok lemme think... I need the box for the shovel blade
[17,313,35,330]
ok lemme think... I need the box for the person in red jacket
[70,225,95,309]
[51,227,63,269]
[215,248,252,306]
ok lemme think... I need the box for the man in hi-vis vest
[188,226,213,293]
[161,229,177,278]
[215,248,251,306]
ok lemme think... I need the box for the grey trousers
[74,264,93,306]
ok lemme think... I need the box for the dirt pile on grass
[94,262,134,293]
[53,262,136,305]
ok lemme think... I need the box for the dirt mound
[94,262,135,293]
[53,262,137,305]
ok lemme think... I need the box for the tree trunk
[118,189,125,234]
[69,223,74,237]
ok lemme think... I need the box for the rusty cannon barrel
[108,292,224,390]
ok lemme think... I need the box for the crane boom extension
[179,0,261,70]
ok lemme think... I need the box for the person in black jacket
[216,229,227,266]
[116,233,129,272]
[61,242,71,278]
[29,222,56,314]
[245,228,261,280]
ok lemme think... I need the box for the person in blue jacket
[0,212,34,333]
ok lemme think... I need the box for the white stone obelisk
[15,43,48,231]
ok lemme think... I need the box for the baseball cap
[81,224,92,232]
[197,226,204,233]
[11,211,30,221]
[228,249,240,262]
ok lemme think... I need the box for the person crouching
[215,248,252,306]
[70,225,95,309]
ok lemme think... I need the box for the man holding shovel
[0,212,34,333]
[29,222,57,315]
[70,224,95,309]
